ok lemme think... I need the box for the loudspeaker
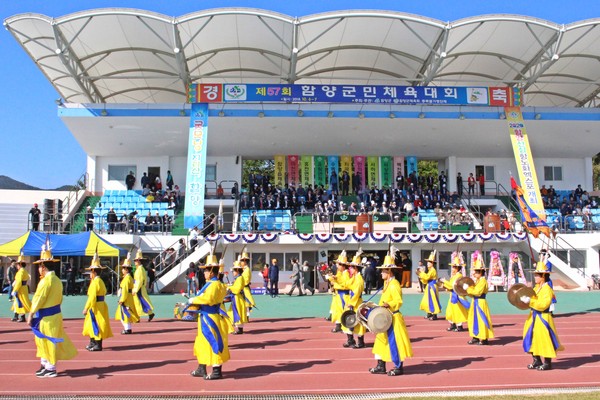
[320,251,327,258]
[332,227,345,234]
[392,226,407,233]
[235,156,239,165]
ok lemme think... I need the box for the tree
[242,159,274,190]
[594,152,600,190]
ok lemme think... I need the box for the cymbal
[507,283,535,310]
[454,276,474,297]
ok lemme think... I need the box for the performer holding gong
[341,251,367,349]
[369,247,412,376]
[519,254,563,370]
[441,252,469,332]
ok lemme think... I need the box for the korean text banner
[274,155,286,188]
[328,156,339,192]
[300,156,313,187]
[354,156,366,190]
[184,103,209,229]
[367,156,380,188]
[288,155,299,187]
[314,156,327,187]
[380,156,393,188]
[505,107,545,217]
[189,84,519,106]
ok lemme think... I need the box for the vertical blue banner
[406,156,418,177]
[327,156,339,193]
[184,103,209,229]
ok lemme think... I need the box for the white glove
[462,283,469,290]
[11,292,16,297]
[520,296,531,304]
[188,298,194,304]
[325,274,331,280]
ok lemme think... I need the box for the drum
[174,302,199,321]
[507,283,535,310]
[356,301,393,333]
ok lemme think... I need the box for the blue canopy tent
[0,231,126,257]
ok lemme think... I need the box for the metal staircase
[529,237,588,289]
[154,241,212,292]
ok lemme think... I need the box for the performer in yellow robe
[132,250,155,322]
[370,250,413,376]
[227,260,248,334]
[239,250,256,315]
[327,250,350,333]
[189,254,230,380]
[464,256,494,345]
[418,250,442,320]
[441,253,469,332]
[11,254,31,322]
[82,254,113,351]
[341,252,367,349]
[115,256,140,334]
[520,256,564,370]
[27,246,77,378]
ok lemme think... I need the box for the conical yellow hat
[33,243,59,264]
[134,249,147,261]
[121,253,132,268]
[16,252,27,266]
[335,250,349,265]
[204,254,219,267]
[425,250,437,263]
[86,252,105,270]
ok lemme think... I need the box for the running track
[1,312,599,397]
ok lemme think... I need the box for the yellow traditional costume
[29,246,77,377]
[115,255,140,333]
[239,249,256,313]
[82,253,113,351]
[370,248,413,376]
[465,251,494,345]
[11,253,31,321]
[418,250,442,319]
[443,252,469,332]
[327,250,350,333]
[522,256,563,370]
[132,250,155,321]
[227,260,248,334]
[341,252,367,348]
[189,254,230,380]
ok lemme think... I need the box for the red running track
[0,313,599,397]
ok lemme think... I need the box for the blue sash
[31,305,64,345]
[338,290,349,309]
[523,310,560,353]
[386,319,401,368]
[89,309,100,336]
[472,297,491,336]
[136,291,152,313]
[450,291,470,309]
[199,304,224,354]
[120,304,131,318]
[96,296,105,302]
[426,280,441,313]
[15,293,24,309]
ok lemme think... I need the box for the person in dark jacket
[268,258,280,298]
[363,257,377,294]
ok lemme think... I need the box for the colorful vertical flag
[184,103,209,229]
[299,156,313,187]
[511,177,551,238]
[380,156,393,188]
[353,156,366,189]
[367,156,379,188]
[314,156,327,187]
[287,155,299,187]
[274,155,286,188]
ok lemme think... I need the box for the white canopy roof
[6,8,600,107]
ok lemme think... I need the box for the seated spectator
[162,212,173,233]
[146,191,155,202]
[168,196,177,209]
[150,212,162,232]
[142,184,151,196]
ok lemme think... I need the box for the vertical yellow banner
[274,155,286,188]
[505,107,545,217]
[340,155,353,177]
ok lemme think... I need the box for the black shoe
[387,367,403,376]
[537,361,552,371]
[121,329,132,335]
[352,337,365,349]
[528,356,543,370]
[86,339,96,351]
[447,323,457,331]
[35,365,45,375]
[17,315,26,323]
[331,323,342,333]
[205,366,222,380]
[90,340,102,351]
[325,315,332,321]
[11,314,18,322]
[429,314,438,321]
[454,326,465,332]
[478,339,489,346]
[190,364,207,378]
[233,327,244,335]
[369,360,386,375]
[425,313,432,320]
[148,313,155,322]
[467,338,480,345]
[343,335,356,348]
[37,369,57,378]
[311,290,315,295]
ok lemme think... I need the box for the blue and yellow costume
[227,261,248,334]
[11,254,31,321]
[521,257,563,370]
[341,253,367,348]
[82,254,113,351]
[189,254,230,380]
[418,250,442,319]
[327,250,350,333]
[442,253,469,331]
[465,255,494,345]
[240,250,256,313]
[132,250,155,321]
[115,256,140,333]
[370,251,413,376]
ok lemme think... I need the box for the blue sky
[2,0,600,189]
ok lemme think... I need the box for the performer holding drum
[417,250,442,320]
[515,255,563,370]
[440,252,469,332]
[461,251,494,345]
[369,248,412,376]
[340,251,367,349]
[326,251,351,333]
[188,253,230,380]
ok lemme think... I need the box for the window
[544,166,563,181]
[108,166,136,181]
[484,166,495,181]
[206,165,217,181]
